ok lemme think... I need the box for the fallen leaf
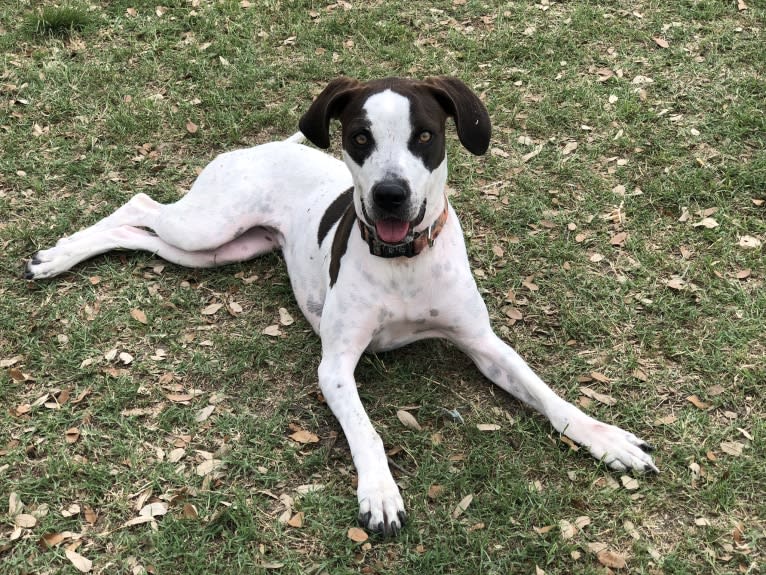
[621,475,639,490]
[287,512,304,528]
[559,519,577,540]
[9,493,23,515]
[186,120,198,134]
[574,516,591,529]
[694,517,711,526]
[476,423,501,431]
[228,301,243,314]
[196,459,224,476]
[194,405,215,423]
[521,144,543,163]
[64,427,80,444]
[15,513,37,528]
[654,414,678,425]
[118,352,133,365]
[597,549,627,569]
[65,549,93,573]
[562,141,578,155]
[347,527,368,543]
[490,147,509,158]
[182,503,198,519]
[693,217,719,229]
[40,532,69,548]
[737,0,747,10]
[262,324,282,337]
[166,393,194,403]
[139,501,168,517]
[738,235,761,249]
[201,303,223,315]
[427,484,443,500]
[653,36,669,48]
[452,494,473,519]
[579,386,617,406]
[61,503,80,517]
[83,507,98,525]
[533,525,555,535]
[396,409,422,431]
[289,429,320,444]
[720,441,744,456]
[130,309,148,324]
[610,231,628,247]
[278,308,294,326]
[687,395,710,410]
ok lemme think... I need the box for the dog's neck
[358,196,449,258]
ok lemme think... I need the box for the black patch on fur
[329,203,357,287]
[318,187,353,246]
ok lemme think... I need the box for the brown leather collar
[358,197,449,258]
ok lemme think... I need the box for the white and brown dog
[26,77,657,536]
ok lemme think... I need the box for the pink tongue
[375,219,410,243]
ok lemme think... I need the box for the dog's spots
[307,297,324,317]
[429,308,439,317]
[414,318,426,325]
[318,187,354,246]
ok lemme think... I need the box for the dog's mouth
[362,200,427,245]
[374,219,411,244]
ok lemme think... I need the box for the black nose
[372,179,409,212]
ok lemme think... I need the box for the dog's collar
[358,197,449,258]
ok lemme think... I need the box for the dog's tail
[284,132,306,144]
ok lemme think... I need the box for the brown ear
[423,76,491,156]
[299,77,361,149]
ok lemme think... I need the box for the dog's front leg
[318,349,406,536]
[453,326,658,474]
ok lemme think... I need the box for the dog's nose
[372,180,408,212]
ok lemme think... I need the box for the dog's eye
[417,131,432,144]
[353,132,370,146]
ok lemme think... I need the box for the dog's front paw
[559,410,658,474]
[357,475,406,537]
[24,248,66,280]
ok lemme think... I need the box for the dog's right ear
[299,77,361,149]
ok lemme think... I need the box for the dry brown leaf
[347,527,368,543]
[396,409,422,431]
[65,427,80,444]
[15,513,37,528]
[228,301,243,314]
[278,308,294,326]
[61,503,80,518]
[720,441,744,456]
[452,494,473,519]
[738,0,748,10]
[40,531,69,548]
[653,36,669,48]
[427,484,443,500]
[533,524,555,535]
[579,386,617,406]
[139,501,168,517]
[621,475,639,490]
[562,141,578,155]
[559,519,577,540]
[166,393,194,403]
[289,429,320,444]
[654,414,678,426]
[65,549,93,573]
[262,324,282,337]
[196,459,224,476]
[686,395,710,410]
[130,309,148,324]
[194,405,215,423]
[610,231,628,247]
[9,493,23,515]
[186,120,198,134]
[476,423,501,431]
[287,512,304,528]
[738,235,761,249]
[201,303,223,315]
[597,549,627,569]
[693,217,719,229]
[182,503,198,519]
[83,506,98,525]
[574,515,591,529]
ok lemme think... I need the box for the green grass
[1,1,764,573]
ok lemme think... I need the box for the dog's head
[299,77,491,245]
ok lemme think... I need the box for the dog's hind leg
[55,193,162,246]
[25,225,279,279]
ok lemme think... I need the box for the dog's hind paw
[357,476,406,537]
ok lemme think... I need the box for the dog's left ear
[299,77,361,149]
[424,76,491,156]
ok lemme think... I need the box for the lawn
[1,1,764,573]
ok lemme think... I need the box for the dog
[25,77,657,536]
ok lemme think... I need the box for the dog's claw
[357,511,372,527]
[639,442,655,453]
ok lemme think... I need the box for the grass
[1,0,764,573]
